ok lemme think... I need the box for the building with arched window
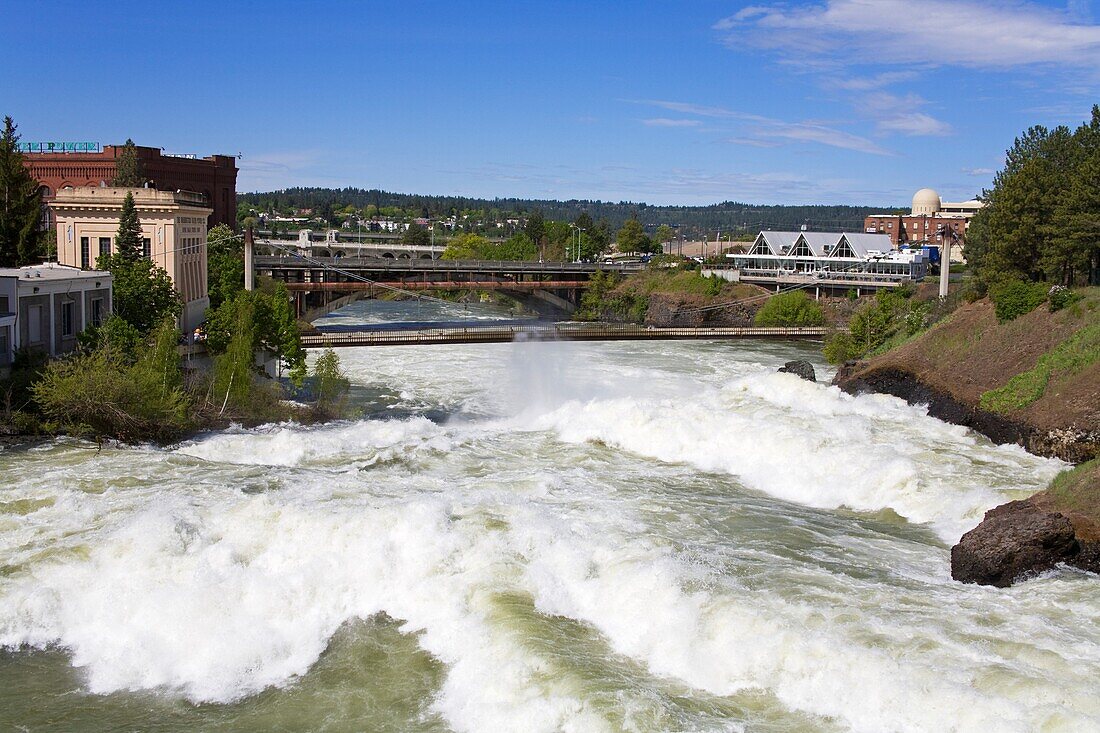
[21,143,237,229]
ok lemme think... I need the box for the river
[1,301,1097,732]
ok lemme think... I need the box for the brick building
[864,188,983,263]
[22,143,238,230]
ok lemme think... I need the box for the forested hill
[239,187,899,235]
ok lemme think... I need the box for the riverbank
[833,289,1099,585]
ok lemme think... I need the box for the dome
[912,188,941,215]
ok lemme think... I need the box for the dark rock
[951,499,1080,587]
[778,360,816,382]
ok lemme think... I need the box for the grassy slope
[1034,459,1100,542]
[856,288,1100,433]
[848,288,1099,527]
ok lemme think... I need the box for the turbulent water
[1,304,1097,732]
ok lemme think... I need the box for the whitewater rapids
[1,336,1096,733]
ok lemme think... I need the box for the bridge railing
[300,324,830,347]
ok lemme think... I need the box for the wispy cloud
[962,167,995,176]
[876,112,953,136]
[642,118,702,127]
[715,0,1100,69]
[743,122,893,155]
[634,99,892,155]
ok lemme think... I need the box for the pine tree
[0,116,43,267]
[115,191,143,261]
[112,138,145,187]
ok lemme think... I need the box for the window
[142,238,151,258]
[0,296,7,313]
[99,237,111,257]
[61,301,74,337]
[28,305,42,343]
[91,298,104,327]
[81,237,90,269]
[0,328,8,364]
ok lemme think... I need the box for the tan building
[864,188,984,263]
[51,187,211,331]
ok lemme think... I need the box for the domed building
[911,188,942,216]
[863,188,985,263]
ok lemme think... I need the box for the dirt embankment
[832,293,1100,587]
[834,297,1099,462]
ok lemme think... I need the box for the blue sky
[3,0,1098,205]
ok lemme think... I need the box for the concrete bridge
[255,255,645,320]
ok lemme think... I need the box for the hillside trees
[967,108,1100,286]
[0,116,43,267]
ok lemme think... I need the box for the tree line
[239,186,889,238]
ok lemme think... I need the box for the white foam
[528,371,1063,543]
[177,417,451,468]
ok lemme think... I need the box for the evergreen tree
[112,138,144,187]
[98,252,182,334]
[114,191,143,261]
[616,218,645,253]
[0,116,43,267]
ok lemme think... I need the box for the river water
[1,301,1097,732]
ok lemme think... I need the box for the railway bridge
[255,255,646,320]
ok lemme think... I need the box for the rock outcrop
[951,500,1080,586]
[834,362,1098,463]
[778,360,816,382]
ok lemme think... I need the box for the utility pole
[937,225,950,299]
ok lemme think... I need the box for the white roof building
[0,263,113,368]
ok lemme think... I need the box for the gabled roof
[835,233,893,259]
[756,231,802,256]
[794,232,839,257]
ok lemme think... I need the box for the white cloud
[748,121,894,154]
[962,167,995,176]
[716,0,1100,68]
[642,118,702,127]
[876,112,953,136]
[635,99,892,154]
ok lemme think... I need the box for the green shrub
[754,291,825,327]
[33,328,192,445]
[823,332,857,364]
[1048,285,1083,313]
[990,281,1048,322]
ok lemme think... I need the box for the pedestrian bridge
[301,324,829,348]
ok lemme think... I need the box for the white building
[724,231,927,293]
[0,264,113,369]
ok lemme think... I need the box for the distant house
[0,263,113,370]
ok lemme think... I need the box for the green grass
[1043,458,1100,517]
[980,321,1100,413]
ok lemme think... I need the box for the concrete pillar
[48,292,56,357]
[244,226,255,291]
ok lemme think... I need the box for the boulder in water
[778,360,816,382]
[951,499,1080,587]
